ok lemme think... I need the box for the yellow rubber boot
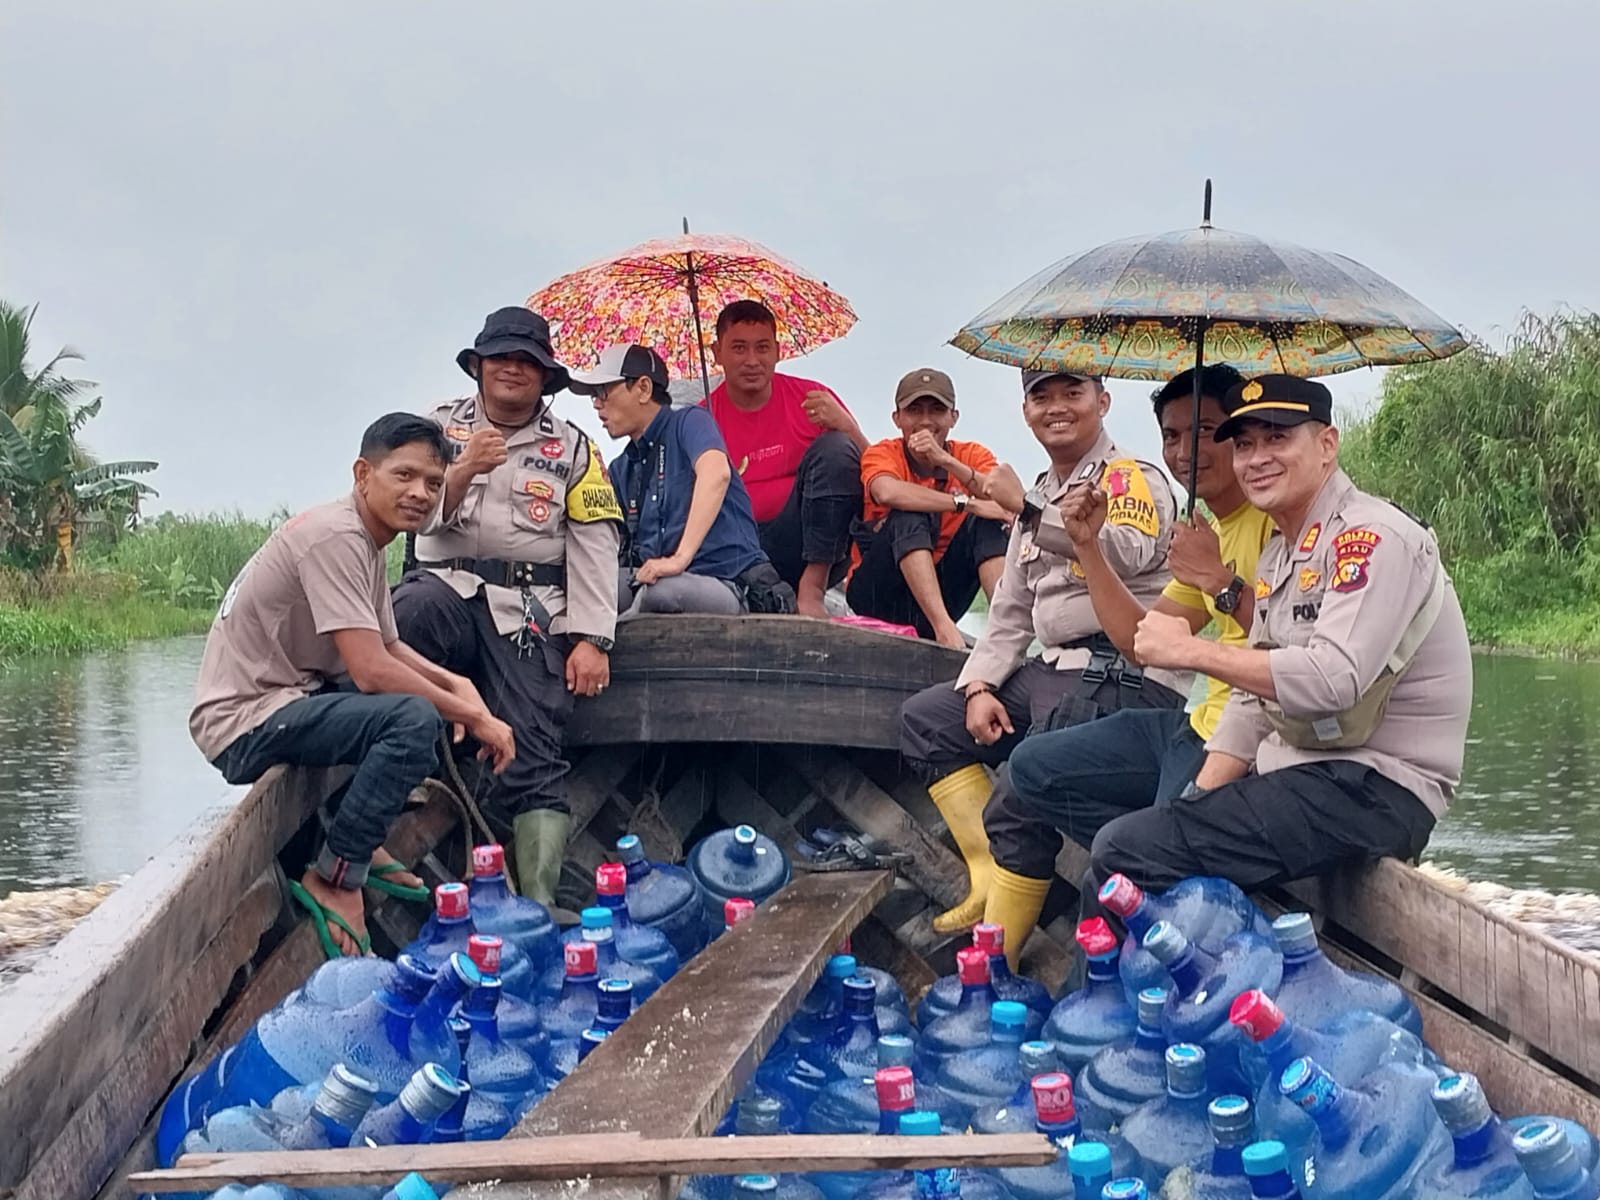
[983,864,1052,973]
[927,764,996,934]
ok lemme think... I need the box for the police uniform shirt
[417,396,622,640]
[956,429,1184,694]
[1206,469,1474,817]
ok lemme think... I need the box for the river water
[0,638,1596,898]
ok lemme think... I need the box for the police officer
[393,307,622,909]
[899,367,1188,945]
[1105,374,1473,899]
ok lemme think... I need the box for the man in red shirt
[705,300,867,617]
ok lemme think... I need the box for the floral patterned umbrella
[528,223,857,396]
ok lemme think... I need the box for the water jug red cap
[1030,1072,1075,1123]
[956,946,990,985]
[1228,990,1283,1042]
[595,862,627,896]
[1097,873,1143,917]
[471,843,504,877]
[434,881,469,919]
[467,934,502,975]
[565,940,597,975]
[725,897,756,927]
[972,923,1004,953]
[873,1065,915,1111]
[1075,917,1119,958]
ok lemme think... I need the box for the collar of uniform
[1289,468,1357,561]
[628,405,672,457]
[1042,429,1118,497]
[487,403,561,449]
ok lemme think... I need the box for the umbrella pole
[683,216,713,400]
[1187,319,1210,520]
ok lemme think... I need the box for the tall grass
[82,510,284,604]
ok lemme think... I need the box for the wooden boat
[2,615,1598,1200]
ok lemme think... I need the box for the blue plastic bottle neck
[1134,1020,1166,1051]
[364,1099,427,1146]
[878,1106,913,1134]
[597,892,634,926]
[623,857,651,884]
[560,971,600,1003]
[418,969,476,1029]
[435,1091,469,1142]
[991,1023,1025,1047]
[1305,1084,1364,1153]
[471,871,512,903]
[464,1007,502,1046]
[1247,1167,1300,1198]
[366,993,419,1058]
[1071,1169,1112,1200]
[1211,1145,1246,1177]
[959,979,997,1012]
[1163,940,1219,998]
[281,1108,355,1151]
[1453,1115,1503,1169]
[1040,1115,1083,1144]
[1260,1018,1310,1074]
[986,950,1017,984]
[1085,952,1119,985]
[1120,895,1154,940]
[1279,944,1326,980]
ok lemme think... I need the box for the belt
[1068,633,1144,691]
[418,557,565,588]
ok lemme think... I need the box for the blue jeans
[212,687,442,889]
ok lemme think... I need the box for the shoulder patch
[1101,458,1159,537]
[565,440,624,524]
[444,424,472,442]
[1330,527,1381,593]
[1298,522,1321,553]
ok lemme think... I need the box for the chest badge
[523,479,555,499]
[528,500,551,524]
[1298,567,1321,592]
[1255,576,1272,599]
[444,424,472,442]
[540,438,565,459]
[1330,528,1381,593]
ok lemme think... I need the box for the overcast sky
[4,0,1597,516]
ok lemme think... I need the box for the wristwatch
[951,492,969,513]
[1212,575,1247,614]
[576,633,615,653]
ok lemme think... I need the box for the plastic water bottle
[616,833,710,959]
[970,1041,1059,1134]
[433,1017,512,1142]
[405,882,537,1000]
[919,948,1031,1074]
[1514,1121,1600,1200]
[932,1000,1031,1126]
[688,824,791,928]
[1070,1142,1115,1199]
[1143,921,1282,1095]
[545,940,602,1043]
[1268,913,1421,1038]
[1157,1095,1255,1200]
[1075,987,1170,1132]
[460,978,548,1116]
[464,935,549,1051]
[1242,1141,1302,1199]
[467,842,559,973]
[301,953,401,1010]
[181,1062,378,1160]
[758,955,858,1108]
[544,906,663,1003]
[1278,1055,1448,1199]
[852,1109,1011,1200]
[1120,1044,1215,1188]
[995,1072,1143,1200]
[916,923,1051,1026]
[1098,874,1273,1006]
[805,1036,954,1142]
[354,1063,466,1145]
[1103,1184,1148,1200]
[200,1187,299,1200]
[804,1064,917,1200]
[590,861,681,982]
[1044,918,1138,1073]
[381,1175,437,1200]
[732,1174,825,1200]
[799,976,883,1089]
[1413,1072,1536,1200]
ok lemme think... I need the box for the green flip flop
[287,878,372,959]
[365,859,429,903]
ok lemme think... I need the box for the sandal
[288,878,372,959]
[365,859,429,903]
[793,828,912,873]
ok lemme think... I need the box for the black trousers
[759,432,862,590]
[846,508,1010,639]
[391,571,575,819]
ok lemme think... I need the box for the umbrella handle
[1187,320,1210,519]
[681,215,712,400]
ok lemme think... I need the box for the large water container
[1074,986,1170,1132]
[1513,1121,1600,1200]
[916,923,1051,1026]
[803,1064,917,1200]
[1413,1072,1536,1200]
[1120,1044,1216,1189]
[460,978,548,1117]
[1157,1094,1255,1200]
[1242,1141,1302,1199]
[687,824,790,928]
[917,948,1003,1075]
[552,907,664,1004]
[616,834,710,960]
[932,1000,1031,1127]
[1267,913,1421,1038]
[589,861,681,982]
[434,1016,513,1142]
[463,936,548,1051]
[354,1063,467,1145]
[1143,921,1282,1096]
[994,1072,1143,1200]
[467,842,559,973]
[180,1063,377,1159]
[1098,874,1273,1006]
[405,882,537,1001]
[852,1109,1012,1200]
[970,1041,1059,1134]
[545,940,601,1044]
[797,977,883,1089]
[1277,1056,1449,1199]
[1044,918,1138,1073]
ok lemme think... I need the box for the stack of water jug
[151,824,793,1200]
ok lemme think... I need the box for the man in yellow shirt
[981,366,1274,959]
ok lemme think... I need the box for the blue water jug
[180,1062,377,1161]
[301,953,398,1010]
[546,939,602,1043]
[434,1017,513,1142]
[382,1175,438,1200]
[849,961,909,1014]
[805,1037,954,1144]
[916,923,1051,1026]
[920,947,1048,1076]
[994,1072,1143,1200]
[1507,1119,1600,1178]
[1514,1121,1600,1200]
[732,1174,825,1200]
[1278,1055,1449,1199]
[1044,918,1138,1073]
[1143,921,1282,1096]
[798,976,883,1091]
[1159,1094,1256,1200]
[467,842,560,973]
[1242,1141,1302,1199]
[1413,1072,1536,1200]
[803,1064,918,1200]
[1070,1142,1115,1199]
[1074,986,1170,1132]
[970,1041,1059,1134]
[616,833,710,960]
[354,1063,467,1145]
[405,882,537,1001]
[1104,1184,1149,1200]
[201,1187,299,1200]
[1268,913,1421,1038]
[1120,1043,1215,1188]
[548,906,663,1004]
[852,1109,1012,1200]
[460,978,549,1116]
[688,824,791,928]
[590,860,680,982]
[462,935,549,1053]
[932,1000,1031,1126]
[1098,874,1273,1007]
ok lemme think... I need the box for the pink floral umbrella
[527,221,857,397]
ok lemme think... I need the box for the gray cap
[312,1064,379,1132]
[398,1063,467,1123]
[568,344,671,398]
[1514,1122,1583,1187]
[1142,920,1188,965]
[1271,912,1319,955]
[1137,987,1168,1029]
[1165,1043,1208,1098]
[1433,1073,1493,1134]
[878,1034,916,1068]
[1022,367,1102,395]
[735,1092,786,1135]
[1018,1040,1057,1076]
[1207,1095,1254,1146]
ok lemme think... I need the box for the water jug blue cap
[581,906,614,930]
[617,833,642,853]
[825,953,858,979]
[1432,1073,1492,1133]
[1207,1095,1254,1144]
[734,1177,778,1194]
[1278,1057,1338,1112]
[1513,1121,1579,1183]
[1102,1181,1146,1199]
[735,824,758,845]
[1270,912,1318,954]
[598,978,633,996]
[1141,920,1187,964]
[990,1000,1028,1029]
[898,1110,941,1136]
[1136,987,1167,1029]
[1067,1141,1112,1175]
[1241,1141,1288,1177]
[446,951,484,988]
[1165,1044,1207,1097]
[390,1173,438,1200]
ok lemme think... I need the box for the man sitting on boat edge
[1097,374,1472,908]
[188,413,516,958]
[898,366,1189,946]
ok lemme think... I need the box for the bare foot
[300,868,369,957]
[796,596,829,619]
[371,847,424,890]
[933,623,968,651]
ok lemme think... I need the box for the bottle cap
[1075,917,1119,959]
[1066,1141,1111,1180]
[735,1093,785,1135]
[1271,911,1318,955]
[1141,920,1187,964]
[1165,1044,1207,1097]
[1018,1041,1057,1076]
[1136,987,1167,1029]
[990,1000,1028,1031]
[733,1177,778,1196]
[874,1065,916,1111]
[956,946,990,986]
[1097,873,1143,917]
[876,1034,915,1069]
[1513,1122,1581,1186]
[1279,1057,1339,1113]
[897,1110,940,1136]
[390,1173,438,1200]
[1207,1095,1254,1146]
[467,935,502,977]
[313,1064,379,1131]
[973,923,1005,954]
[1102,1183,1146,1200]
[565,940,598,976]
[734,824,758,846]
[596,862,627,897]
[1229,990,1283,1042]
[826,953,858,980]
[598,978,634,1003]
[725,897,756,927]
[1030,1072,1075,1124]
[444,950,485,990]
[400,1064,468,1122]
[1432,1073,1493,1134]
[434,881,470,920]
[581,906,614,931]
[1241,1141,1289,1178]
[471,843,504,877]
[578,1028,609,1060]
[616,834,645,862]
[843,976,877,1013]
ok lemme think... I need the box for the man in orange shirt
[846,368,1016,648]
